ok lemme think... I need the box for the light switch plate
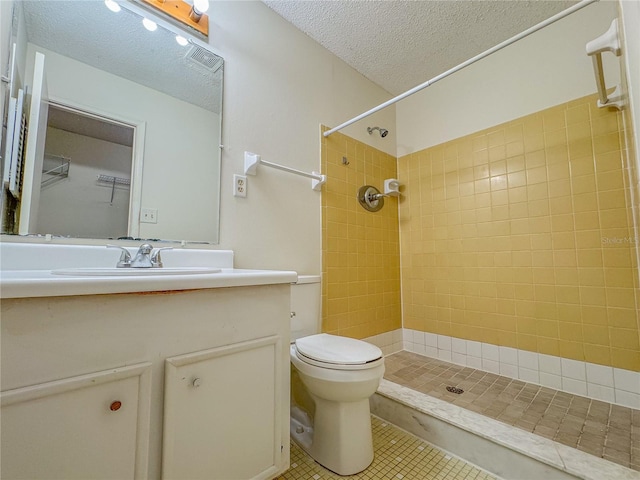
[141,208,158,223]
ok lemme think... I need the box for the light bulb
[175,35,188,47]
[189,0,209,22]
[193,0,209,14]
[142,18,158,32]
[104,0,121,13]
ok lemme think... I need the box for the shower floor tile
[276,416,496,480]
[383,350,640,472]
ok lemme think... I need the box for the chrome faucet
[130,243,154,268]
[108,244,173,268]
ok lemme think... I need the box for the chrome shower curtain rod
[323,0,599,138]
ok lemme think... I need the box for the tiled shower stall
[321,91,639,409]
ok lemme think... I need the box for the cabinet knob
[192,377,202,388]
[110,401,122,411]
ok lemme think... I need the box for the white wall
[396,1,619,155]
[37,128,131,239]
[25,44,220,243]
[210,1,396,272]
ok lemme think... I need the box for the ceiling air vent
[185,45,223,73]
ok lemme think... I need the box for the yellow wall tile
[593,132,620,155]
[570,155,596,176]
[324,97,638,372]
[559,340,585,361]
[322,129,401,339]
[584,344,611,365]
[396,93,639,371]
[610,327,640,350]
[545,130,568,149]
[538,337,560,356]
[518,333,538,352]
[611,348,640,371]
[566,104,589,125]
[607,308,638,329]
[543,109,566,132]
[546,146,569,167]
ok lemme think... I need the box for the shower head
[367,126,389,138]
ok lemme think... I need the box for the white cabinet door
[162,336,284,480]
[1,363,151,480]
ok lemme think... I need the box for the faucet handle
[151,247,173,268]
[107,244,132,268]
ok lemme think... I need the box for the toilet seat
[294,334,383,371]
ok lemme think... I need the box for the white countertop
[1,268,298,299]
[0,243,298,299]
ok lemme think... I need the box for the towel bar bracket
[597,84,624,110]
[586,18,623,111]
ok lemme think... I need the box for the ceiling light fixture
[189,0,209,22]
[142,0,210,37]
[104,0,121,13]
[142,18,158,31]
[175,35,189,46]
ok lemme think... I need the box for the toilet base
[291,397,374,476]
[290,406,314,451]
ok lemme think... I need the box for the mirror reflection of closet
[38,105,134,239]
[1,0,223,243]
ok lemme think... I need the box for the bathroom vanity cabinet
[0,283,291,480]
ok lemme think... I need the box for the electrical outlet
[233,174,247,197]
[141,208,158,223]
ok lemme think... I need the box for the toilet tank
[291,275,321,341]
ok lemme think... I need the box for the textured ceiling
[20,0,222,113]
[264,0,579,95]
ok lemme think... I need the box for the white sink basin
[51,267,222,276]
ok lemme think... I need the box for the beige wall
[212,1,395,273]
[398,94,639,372]
[321,127,401,338]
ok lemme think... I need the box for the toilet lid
[295,333,382,365]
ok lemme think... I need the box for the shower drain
[446,386,464,394]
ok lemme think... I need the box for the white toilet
[290,275,385,475]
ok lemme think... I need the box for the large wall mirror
[1,0,223,243]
